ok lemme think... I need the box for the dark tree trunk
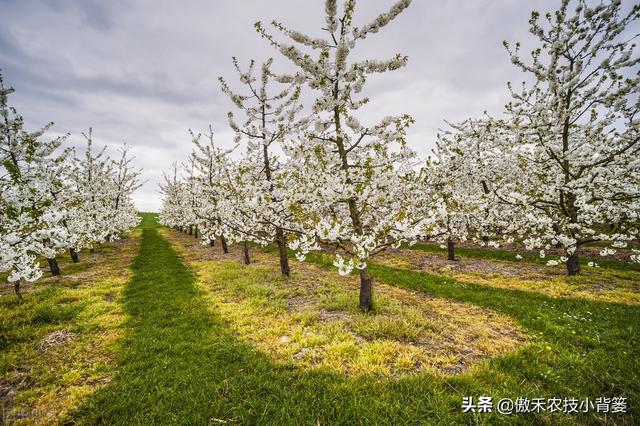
[256,99,288,274]
[210,239,215,247]
[447,238,456,261]
[275,228,290,276]
[221,235,229,254]
[14,280,22,299]
[567,252,580,276]
[359,267,373,312]
[47,258,61,276]
[69,248,79,263]
[189,225,193,235]
[243,241,251,265]
[195,226,199,238]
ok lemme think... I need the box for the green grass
[0,228,137,423]
[72,214,473,424]
[257,246,640,424]
[160,229,525,379]
[71,215,639,424]
[376,246,640,305]
[31,303,82,324]
[3,214,638,424]
[405,242,640,272]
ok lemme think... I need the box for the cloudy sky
[1,0,582,211]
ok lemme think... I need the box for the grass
[0,229,140,424]
[376,248,640,305]
[405,242,640,272]
[73,214,494,424]
[2,213,638,424]
[262,248,639,424]
[365,262,640,422]
[160,228,525,378]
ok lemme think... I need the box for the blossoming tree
[257,0,423,311]
[158,162,188,231]
[219,57,304,275]
[188,128,234,254]
[493,0,640,274]
[68,129,141,254]
[1,75,142,296]
[0,76,71,295]
[420,118,504,260]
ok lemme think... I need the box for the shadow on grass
[67,215,444,425]
[368,263,640,395]
[68,215,639,425]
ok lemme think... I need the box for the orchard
[160,0,640,310]
[2,0,639,424]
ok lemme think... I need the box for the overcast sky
[0,0,600,211]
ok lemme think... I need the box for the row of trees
[160,0,639,311]
[0,74,142,297]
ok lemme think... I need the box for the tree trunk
[221,235,229,254]
[567,252,580,276]
[275,228,290,276]
[47,258,61,276]
[14,280,22,299]
[189,225,193,235]
[69,248,79,263]
[210,239,215,247]
[195,226,199,238]
[257,99,288,275]
[359,267,373,312]
[333,96,374,312]
[447,238,456,261]
[243,241,251,265]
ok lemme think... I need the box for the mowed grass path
[68,214,639,425]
